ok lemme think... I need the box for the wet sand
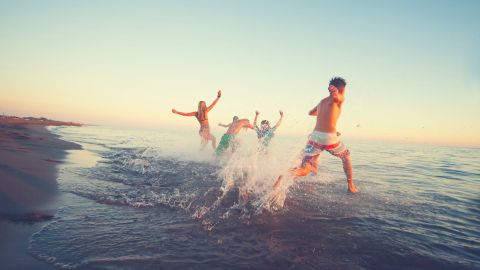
[0,123,81,269]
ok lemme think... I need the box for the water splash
[26,126,480,270]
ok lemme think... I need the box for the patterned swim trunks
[303,131,350,159]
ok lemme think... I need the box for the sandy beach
[0,118,81,269]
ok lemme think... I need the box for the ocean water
[28,126,479,270]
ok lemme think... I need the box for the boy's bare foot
[348,182,359,193]
[291,163,313,177]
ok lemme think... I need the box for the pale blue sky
[1,0,479,146]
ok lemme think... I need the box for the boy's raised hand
[328,85,338,93]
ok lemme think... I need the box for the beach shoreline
[0,119,81,269]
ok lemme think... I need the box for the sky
[1,0,479,147]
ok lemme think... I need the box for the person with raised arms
[172,90,221,150]
[253,110,283,152]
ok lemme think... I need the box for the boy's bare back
[226,119,253,134]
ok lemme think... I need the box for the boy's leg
[291,154,320,178]
[340,155,358,193]
[215,134,230,156]
[327,142,358,193]
[267,154,319,210]
[272,153,319,190]
[267,136,319,209]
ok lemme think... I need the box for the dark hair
[329,77,347,88]
[261,120,269,125]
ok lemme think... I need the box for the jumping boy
[253,110,283,151]
[268,77,358,208]
[216,118,254,156]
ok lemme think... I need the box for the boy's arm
[253,111,259,128]
[308,105,318,116]
[207,90,222,112]
[243,120,254,129]
[273,110,284,129]
[172,109,196,116]
[329,85,345,104]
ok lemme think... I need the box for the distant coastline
[0,115,82,127]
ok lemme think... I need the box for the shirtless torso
[310,85,345,133]
[226,119,253,135]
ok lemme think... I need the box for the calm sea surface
[28,126,480,269]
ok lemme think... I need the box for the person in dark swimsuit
[172,90,221,150]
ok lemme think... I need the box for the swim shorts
[216,133,235,156]
[303,131,350,159]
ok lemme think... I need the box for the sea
[27,125,480,269]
